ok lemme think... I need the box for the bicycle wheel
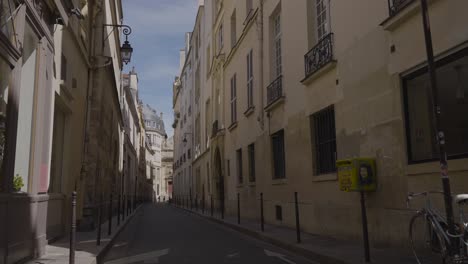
[410,212,448,264]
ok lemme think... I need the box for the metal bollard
[211,195,214,217]
[237,193,240,224]
[117,194,121,226]
[294,192,301,243]
[260,193,264,232]
[69,191,77,264]
[108,193,113,236]
[97,195,103,246]
[202,196,205,214]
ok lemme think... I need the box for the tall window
[272,12,282,78]
[271,130,286,179]
[404,48,468,163]
[217,23,224,53]
[246,0,253,18]
[230,74,237,124]
[247,49,254,108]
[248,143,255,182]
[231,10,237,48]
[316,0,329,40]
[236,149,243,184]
[311,105,336,175]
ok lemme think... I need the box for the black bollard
[108,193,113,235]
[69,191,77,264]
[294,192,301,243]
[237,193,240,224]
[117,194,121,226]
[260,193,264,232]
[211,195,214,217]
[361,191,371,262]
[97,195,103,246]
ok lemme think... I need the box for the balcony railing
[388,0,414,16]
[267,75,283,106]
[304,33,334,79]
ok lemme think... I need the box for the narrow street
[102,204,318,264]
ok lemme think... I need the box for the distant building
[142,104,172,200]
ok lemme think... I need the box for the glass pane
[405,52,468,161]
[0,57,10,189]
[14,22,39,192]
[0,0,18,48]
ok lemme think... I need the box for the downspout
[257,0,265,130]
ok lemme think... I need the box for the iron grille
[267,75,283,105]
[304,33,334,79]
[311,105,337,175]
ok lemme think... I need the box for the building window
[271,130,285,179]
[231,10,237,48]
[272,11,282,78]
[230,74,237,124]
[316,0,329,40]
[188,149,191,159]
[236,148,243,184]
[248,143,255,182]
[227,159,230,176]
[311,105,336,175]
[0,57,11,191]
[247,49,254,108]
[246,0,253,18]
[403,48,468,163]
[217,23,224,53]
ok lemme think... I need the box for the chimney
[185,32,191,54]
[179,49,186,74]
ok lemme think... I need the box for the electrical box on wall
[337,158,377,192]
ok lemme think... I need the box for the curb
[172,204,348,264]
[95,204,144,264]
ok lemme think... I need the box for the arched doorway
[214,147,224,215]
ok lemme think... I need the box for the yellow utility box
[337,158,377,192]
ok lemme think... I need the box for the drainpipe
[257,0,265,130]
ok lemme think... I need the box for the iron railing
[304,33,334,79]
[267,75,283,106]
[388,0,414,16]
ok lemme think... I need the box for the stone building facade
[174,0,468,247]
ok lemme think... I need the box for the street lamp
[103,24,133,64]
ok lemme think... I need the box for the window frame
[271,129,286,179]
[236,148,243,184]
[402,47,468,164]
[315,0,330,41]
[248,143,255,182]
[311,105,337,175]
[230,74,237,124]
[247,49,254,108]
[272,12,282,78]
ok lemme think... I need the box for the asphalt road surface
[102,204,319,264]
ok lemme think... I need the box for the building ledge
[228,122,238,132]
[264,96,285,112]
[312,173,337,182]
[301,61,337,86]
[236,183,244,188]
[248,182,256,187]
[272,178,287,186]
[244,106,255,117]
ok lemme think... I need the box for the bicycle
[407,191,468,264]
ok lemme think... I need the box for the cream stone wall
[174,0,468,248]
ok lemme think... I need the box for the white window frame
[315,0,330,40]
[273,12,282,78]
[247,49,254,108]
[230,74,237,124]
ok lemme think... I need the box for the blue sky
[122,0,199,137]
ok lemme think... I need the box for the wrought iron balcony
[267,75,283,106]
[388,0,414,16]
[304,33,334,79]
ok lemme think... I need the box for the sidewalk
[173,204,435,264]
[26,205,143,264]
